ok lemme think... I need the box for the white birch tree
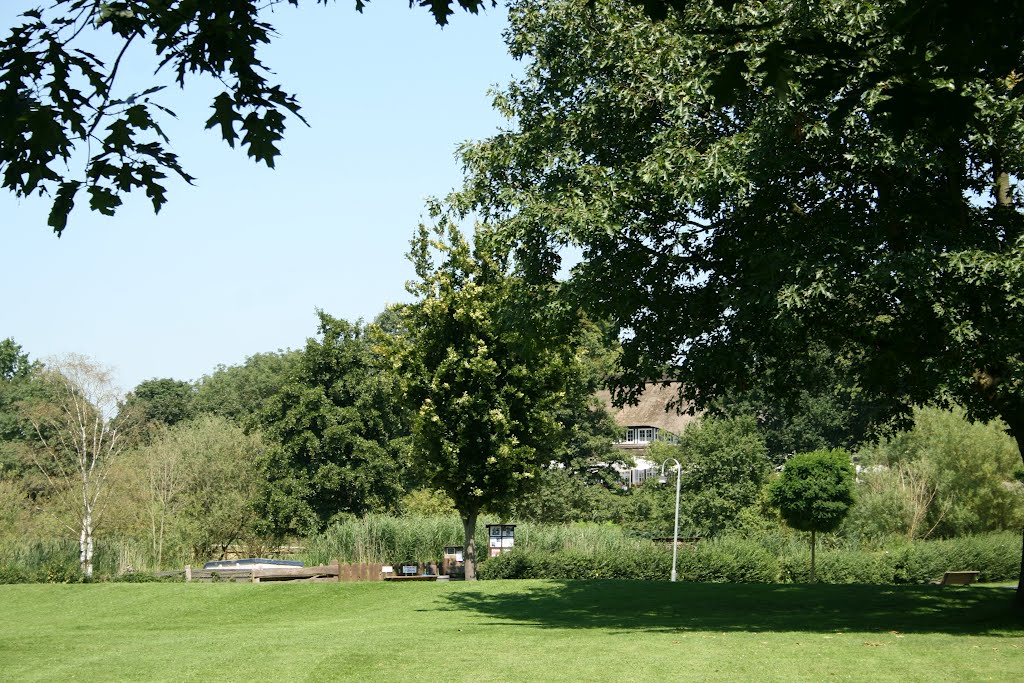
[22,355,134,579]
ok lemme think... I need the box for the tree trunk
[81,507,94,579]
[999,414,1024,608]
[79,517,88,578]
[1013,434,1024,608]
[810,529,816,584]
[462,511,479,581]
[1017,530,1024,609]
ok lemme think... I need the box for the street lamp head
[658,474,669,485]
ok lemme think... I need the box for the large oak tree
[454,0,1024,601]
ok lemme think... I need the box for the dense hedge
[480,546,672,580]
[479,532,1022,584]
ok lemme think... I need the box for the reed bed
[302,515,653,565]
[0,537,149,582]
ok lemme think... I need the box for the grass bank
[1,580,1021,682]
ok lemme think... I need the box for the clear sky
[1,2,519,392]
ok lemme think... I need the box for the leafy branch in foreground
[0,0,499,233]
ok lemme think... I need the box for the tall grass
[0,537,151,582]
[303,515,464,564]
[303,515,651,565]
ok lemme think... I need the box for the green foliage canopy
[115,414,266,565]
[457,0,1024,449]
[399,220,562,517]
[768,449,856,535]
[0,338,41,476]
[123,377,195,428]
[257,311,408,535]
[394,215,587,576]
[674,416,769,536]
[713,346,896,465]
[193,350,301,424]
[0,338,34,382]
[853,407,1024,539]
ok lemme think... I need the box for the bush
[679,537,779,583]
[853,407,1024,538]
[479,551,532,579]
[0,565,29,584]
[481,538,780,583]
[479,546,671,581]
[890,533,1020,584]
[779,548,892,584]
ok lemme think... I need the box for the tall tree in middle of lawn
[395,216,582,580]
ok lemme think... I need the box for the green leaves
[414,0,494,26]
[207,92,243,147]
[0,0,519,231]
[47,181,81,233]
[256,312,409,535]
[454,0,1024,457]
[768,449,856,535]
[396,215,587,522]
[0,1,304,232]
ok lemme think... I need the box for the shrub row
[479,532,1022,584]
[480,546,672,580]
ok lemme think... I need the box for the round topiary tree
[768,448,856,582]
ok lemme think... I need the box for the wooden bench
[933,571,980,585]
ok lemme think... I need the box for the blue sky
[1,2,519,391]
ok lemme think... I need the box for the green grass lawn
[1,580,1021,682]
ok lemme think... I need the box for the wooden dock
[156,561,449,583]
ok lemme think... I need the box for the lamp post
[659,458,682,582]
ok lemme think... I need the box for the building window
[620,465,657,487]
[625,426,658,444]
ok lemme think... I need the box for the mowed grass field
[1,580,1021,682]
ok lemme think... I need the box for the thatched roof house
[595,381,699,451]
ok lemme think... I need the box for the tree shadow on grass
[438,581,1023,636]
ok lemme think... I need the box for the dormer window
[624,426,658,444]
